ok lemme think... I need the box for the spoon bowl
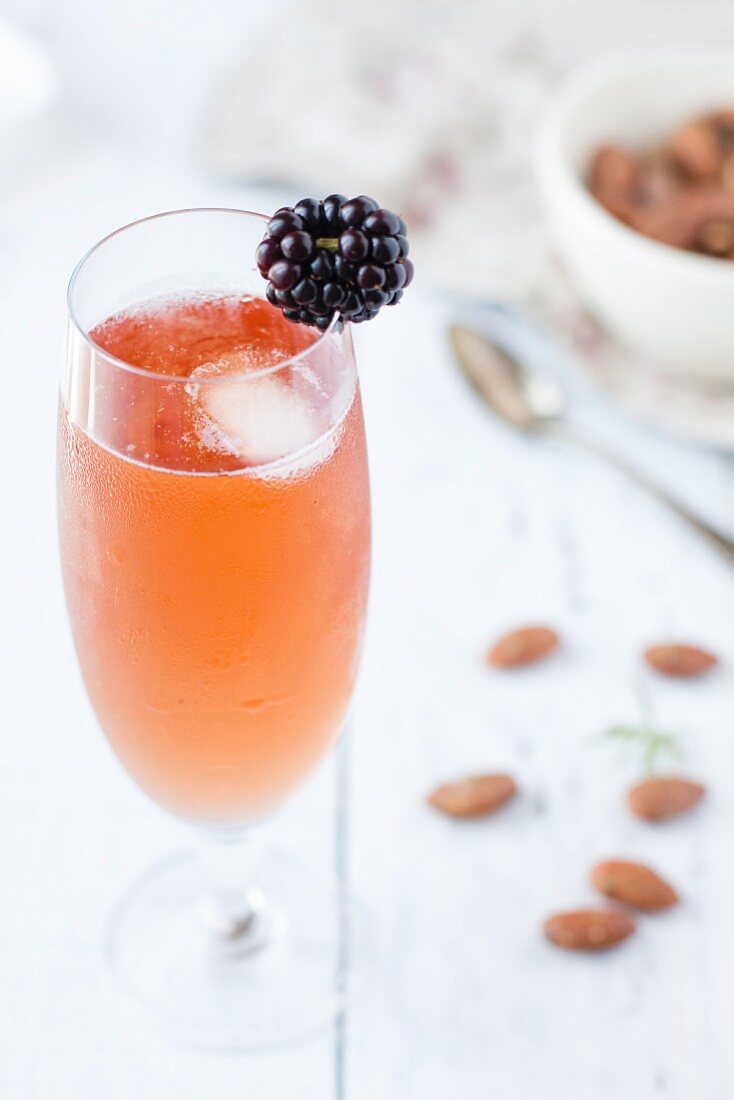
[449,324,566,432]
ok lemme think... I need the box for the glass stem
[194,825,264,941]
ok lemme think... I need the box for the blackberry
[257,194,413,328]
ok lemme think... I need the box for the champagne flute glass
[57,208,371,1049]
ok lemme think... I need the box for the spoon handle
[549,423,734,565]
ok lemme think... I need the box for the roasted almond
[487,626,559,669]
[628,776,706,822]
[588,144,642,223]
[670,118,723,179]
[644,642,718,678]
[589,144,639,193]
[697,217,734,256]
[428,773,516,819]
[591,859,678,911]
[635,186,734,249]
[544,909,635,952]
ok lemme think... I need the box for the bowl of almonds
[536,50,734,382]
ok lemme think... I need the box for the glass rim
[66,207,343,385]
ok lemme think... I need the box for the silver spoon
[450,323,734,565]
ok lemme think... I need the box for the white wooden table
[2,4,734,1097]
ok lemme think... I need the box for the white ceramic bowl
[536,50,734,382]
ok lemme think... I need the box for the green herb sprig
[599,680,683,775]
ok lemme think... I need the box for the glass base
[106,847,367,1051]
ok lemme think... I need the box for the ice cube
[196,372,322,467]
[191,348,287,379]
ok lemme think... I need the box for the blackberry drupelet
[256,195,413,330]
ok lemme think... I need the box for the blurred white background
[2,2,734,1098]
